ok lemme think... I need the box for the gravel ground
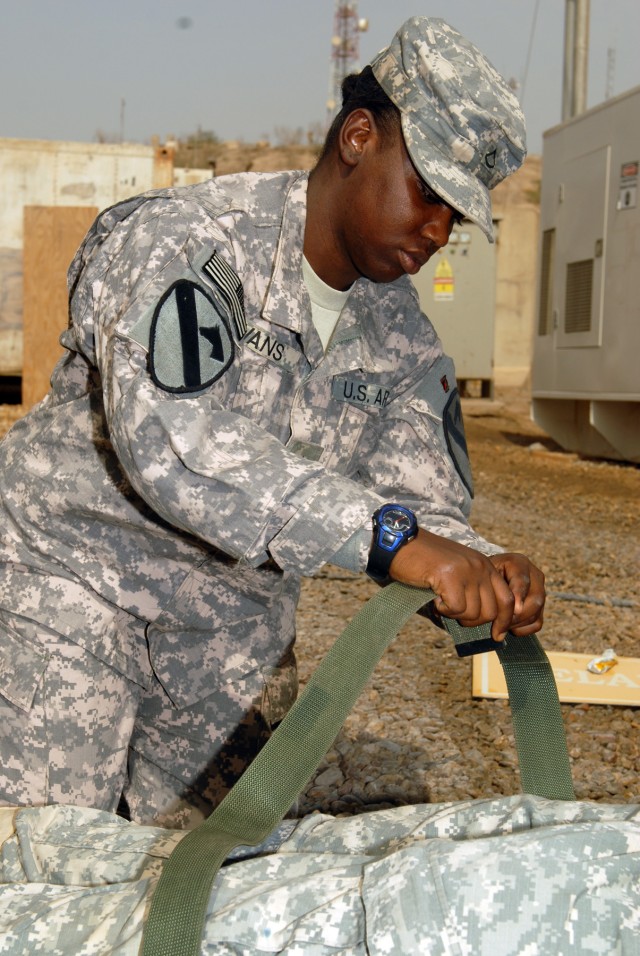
[1,389,638,814]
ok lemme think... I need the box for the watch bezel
[376,505,416,545]
[366,504,418,583]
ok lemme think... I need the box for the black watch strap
[366,504,418,583]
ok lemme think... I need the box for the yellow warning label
[433,257,454,301]
[472,650,640,707]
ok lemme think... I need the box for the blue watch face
[380,506,414,534]
[376,505,417,552]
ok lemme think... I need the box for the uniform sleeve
[356,288,503,557]
[69,199,382,576]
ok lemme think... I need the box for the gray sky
[2,1,639,156]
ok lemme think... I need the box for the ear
[338,109,376,167]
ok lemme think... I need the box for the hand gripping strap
[141,583,574,956]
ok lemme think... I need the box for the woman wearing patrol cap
[0,17,543,827]
[306,16,537,633]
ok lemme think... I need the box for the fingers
[389,530,518,640]
[433,569,514,641]
[489,553,546,635]
[387,533,546,641]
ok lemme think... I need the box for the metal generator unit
[411,222,496,397]
[532,86,640,463]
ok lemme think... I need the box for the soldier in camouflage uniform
[0,18,544,826]
[1,796,640,954]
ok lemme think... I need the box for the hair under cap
[370,17,526,241]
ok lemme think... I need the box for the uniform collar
[262,173,390,375]
[322,282,377,374]
[262,173,309,335]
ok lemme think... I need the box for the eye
[417,178,441,205]
[416,176,464,225]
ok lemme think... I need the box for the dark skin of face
[304,109,546,640]
[305,108,462,291]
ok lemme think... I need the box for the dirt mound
[175,140,320,177]
[178,138,542,205]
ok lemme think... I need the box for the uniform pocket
[146,556,297,708]
[0,615,48,712]
[323,401,370,473]
[230,350,296,438]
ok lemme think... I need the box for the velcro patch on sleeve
[149,280,235,392]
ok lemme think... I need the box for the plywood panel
[153,145,174,188]
[0,329,22,376]
[22,205,97,408]
[473,649,640,707]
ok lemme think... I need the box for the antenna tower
[326,3,368,128]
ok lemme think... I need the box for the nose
[420,205,455,250]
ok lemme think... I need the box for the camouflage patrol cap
[370,17,526,242]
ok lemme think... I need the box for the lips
[399,249,427,275]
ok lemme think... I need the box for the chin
[359,262,405,285]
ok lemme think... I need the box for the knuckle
[531,592,545,612]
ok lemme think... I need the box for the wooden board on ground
[472,649,640,707]
[22,205,97,409]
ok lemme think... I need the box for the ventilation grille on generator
[564,259,593,333]
[538,229,555,335]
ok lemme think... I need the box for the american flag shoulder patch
[202,251,247,340]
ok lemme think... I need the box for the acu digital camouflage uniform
[0,170,491,827]
[1,795,640,954]
[0,17,524,826]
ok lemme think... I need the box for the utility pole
[562,0,590,121]
[605,46,616,100]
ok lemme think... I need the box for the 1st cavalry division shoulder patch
[443,388,474,497]
[149,279,234,393]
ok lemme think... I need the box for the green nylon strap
[141,583,574,956]
[443,607,574,801]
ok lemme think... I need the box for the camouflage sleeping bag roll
[1,794,639,955]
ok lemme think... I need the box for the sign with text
[472,650,640,707]
[433,257,454,301]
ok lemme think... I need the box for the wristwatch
[366,504,418,583]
